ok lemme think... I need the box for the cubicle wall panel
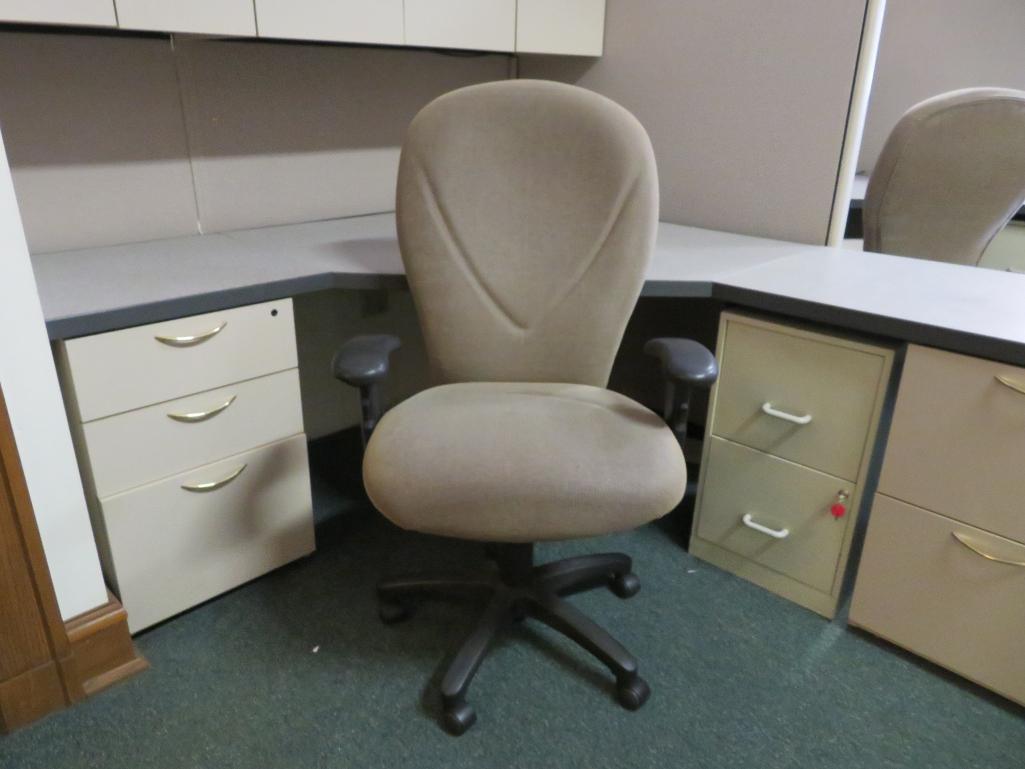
[0,32,200,253]
[115,0,256,36]
[176,39,508,233]
[519,0,869,244]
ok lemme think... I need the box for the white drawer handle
[167,395,237,424]
[742,513,790,539]
[181,464,246,493]
[155,320,227,347]
[952,531,1025,567]
[995,374,1025,397]
[761,402,813,425]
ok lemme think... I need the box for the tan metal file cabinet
[691,312,895,617]
[850,343,1025,705]
[56,299,315,633]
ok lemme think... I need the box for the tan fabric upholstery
[864,87,1025,266]
[364,81,683,543]
[364,383,686,542]
[395,79,658,387]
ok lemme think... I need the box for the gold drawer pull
[167,395,237,423]
[761,402,813,425]
[181,464,246,493]
[951,531,1025,568]
[742,513,790,539]
[995,374,1025,396]
[155,320,227,347]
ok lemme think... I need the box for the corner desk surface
[32,212,1025,367]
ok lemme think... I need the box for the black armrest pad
[643,337,718,386]
[332,334,401,387]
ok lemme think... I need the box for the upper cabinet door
[516,0,605,56]
[0,0,116,26]
[255,0,403,46]
[116,0,256,36]
[405,0,516,53]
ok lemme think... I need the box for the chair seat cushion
[363,382,687,543]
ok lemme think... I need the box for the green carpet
[2,509,1023,769]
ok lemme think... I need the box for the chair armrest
[332,334,401,388]
[643,337,718,435]
[332,334,401,444]
[643,338,718,387]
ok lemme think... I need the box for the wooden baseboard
[65,593,148,697]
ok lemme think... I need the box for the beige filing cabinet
[55,299,315,633]
[691,312,895,617]
[850,344,1025,706]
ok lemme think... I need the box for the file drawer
[61,299,297,422]
[878,344,1025,544]
[83,369,303,498]
[711,314,888,481]
[100,434,315,633]
[694,437,856,598]
[850,494,1025,707]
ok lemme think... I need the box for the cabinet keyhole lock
[830,490,850,519]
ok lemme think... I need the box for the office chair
[864,87,1025,266]
[333,80,716,735]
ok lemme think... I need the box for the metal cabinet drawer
[100,434,314,633]
[879,344,1025,544]
[694,436,856,598]
[83,369,303,498]
[850,494,1025,707]
[711,313,890,482]
[60,299,297,422]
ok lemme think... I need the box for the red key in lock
[830,490,850,518]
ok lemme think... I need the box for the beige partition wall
[859,0,1025,173]
[520,0,872,245]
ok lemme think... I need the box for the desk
[33,211,1025,366]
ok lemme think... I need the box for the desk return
[55,299,315,633]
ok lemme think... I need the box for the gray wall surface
[859,0,1025,173]
[520,0,869,245]
[0,30,508,253]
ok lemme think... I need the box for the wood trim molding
[0,385,145,733]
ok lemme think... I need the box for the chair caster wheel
[378,602,412,624]
[610,572,641,599]
[442,702,477,736]
[617,675,650,711]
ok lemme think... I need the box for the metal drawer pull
[181,464,246,493]
[155,320,227,347]
[761,402,813,425]
[951,531,1025,567]
[995,374,1025,396]
[167,395,237,423]
[742,513,790,539]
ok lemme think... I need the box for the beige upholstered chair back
[396,79,658,387]
[864,87,1025,266]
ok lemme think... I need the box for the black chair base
[377,543,651,736]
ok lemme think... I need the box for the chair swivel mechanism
[333,80,717,735]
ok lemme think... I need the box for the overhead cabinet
[405,0,516,53]
[255,0,404,46]
[115,0,256,36]
[0,0,115,27]
[0,1,606,56]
